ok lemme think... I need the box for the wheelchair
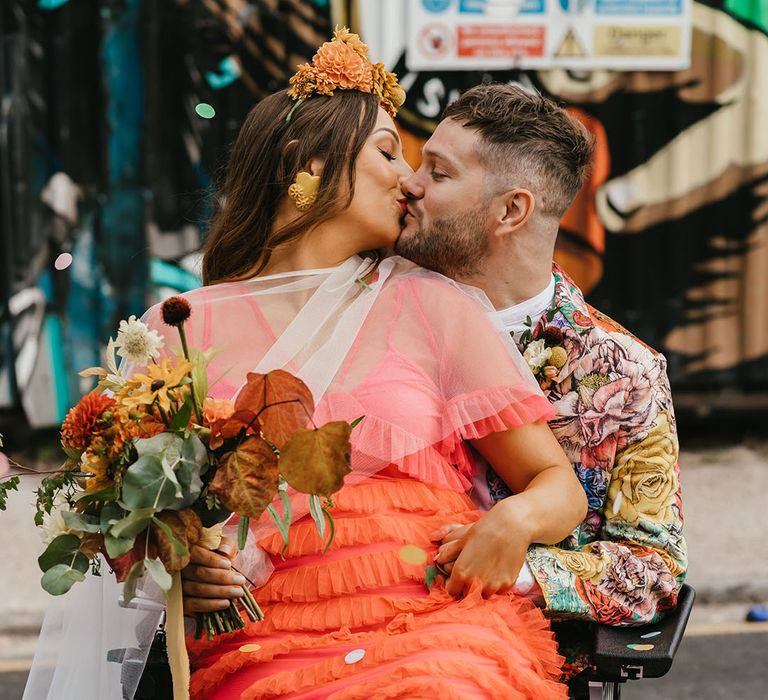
[118,584,695,700]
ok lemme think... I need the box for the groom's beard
[394,203,491,279]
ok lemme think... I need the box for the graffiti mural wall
[1,0,766,427]
[365,0,768,395]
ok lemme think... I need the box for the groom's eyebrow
[422,147,456,169]
[373,127,401,143]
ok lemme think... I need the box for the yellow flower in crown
[117,356,193,414]
[288,27,405,118]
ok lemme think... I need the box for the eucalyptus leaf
[266,504,289,554]
[122,455,178,511]
[109,508,154,539]
[41,564,86,596]
[104,532,137,559]
[123,560,146,604]
[151,516,188,557]
[321,507,335,556]
[100,502,126,530]
[61,511,101,534]
[169,401,192,431]
[349,415,365,430]
[38,534,80,573]
[309,494,325,540]
[144,558,172,593]
[237,515,250,550]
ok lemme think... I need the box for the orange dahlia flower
[61,391,118,452]
[313,40,372,92]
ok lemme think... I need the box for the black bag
[132,630,173,700]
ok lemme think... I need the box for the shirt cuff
[514,562,545,606]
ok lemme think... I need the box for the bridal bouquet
[0,296,355,642]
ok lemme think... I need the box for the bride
[168,29,586,700]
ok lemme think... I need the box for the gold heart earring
[288,172,321,211]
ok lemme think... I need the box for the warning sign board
[406,0,692,71]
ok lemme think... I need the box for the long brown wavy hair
[202,90,379,284]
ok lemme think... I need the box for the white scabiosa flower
[523,338,552,372]
[114,315,164,367]
[41,496,74,546]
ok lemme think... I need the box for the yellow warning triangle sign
[555,28,586,58]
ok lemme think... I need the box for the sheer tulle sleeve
[322,268,555,487]
[396,271,553,433]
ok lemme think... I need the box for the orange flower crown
[287,27,406,119]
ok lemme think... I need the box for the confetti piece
[612,491,623,516]
[627,643,655,651]
[641,631,662,639]
[344,649,365,664]
[195,103,216,119]
[205,56,242,90]
[399,544,428,566]
[239,644,261,653]
[54,253,73,270]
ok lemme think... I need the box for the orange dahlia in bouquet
[0,295,357,658]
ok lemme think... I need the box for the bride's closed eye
[378,148,396,161]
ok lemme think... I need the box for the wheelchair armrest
[592,583,695,681]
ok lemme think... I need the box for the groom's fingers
[428,523,464,541]
[440,524,471,545]
[434,539,463,566]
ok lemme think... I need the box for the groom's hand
[181,535,246,615]
[433,500,530,598]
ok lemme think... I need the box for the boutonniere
[518,318,568,390]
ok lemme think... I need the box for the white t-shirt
[492,275,556,343]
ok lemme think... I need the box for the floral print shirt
[487,264,687,673]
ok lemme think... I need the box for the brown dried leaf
[278,421,352,497]
[235,370,314,449]
[209,409,259,450]
[209,436,279,519]
[152,509,202,572]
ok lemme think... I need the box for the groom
[395,83,687,680]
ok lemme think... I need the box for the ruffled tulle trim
[257,509,481,558]
[252,546,430,604]
[315,392,470,491]
[189,586,565,700]
[318,389,553,491]
[331,479,475,514]
[443,387,556,460]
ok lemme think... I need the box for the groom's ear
[496,188,535,236]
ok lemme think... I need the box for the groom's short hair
[442,84,594,217]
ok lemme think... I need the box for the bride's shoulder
[382,257,492,311]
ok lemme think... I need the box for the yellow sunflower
[117,356,193,414]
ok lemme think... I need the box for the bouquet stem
[195,581,264,641]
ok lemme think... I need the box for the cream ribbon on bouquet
[167,524,223,699]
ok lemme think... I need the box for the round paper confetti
[641,631,662,639]
[344,649,365,664]
[54,253,73,270]
[399,544,428,566]
[627,643,655,651]
[612,491,623,516]
[239,644,261,653]
[195,103,216,119]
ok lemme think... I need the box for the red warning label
[457,25,545,58]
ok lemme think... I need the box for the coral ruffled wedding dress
[142,256,567,700]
